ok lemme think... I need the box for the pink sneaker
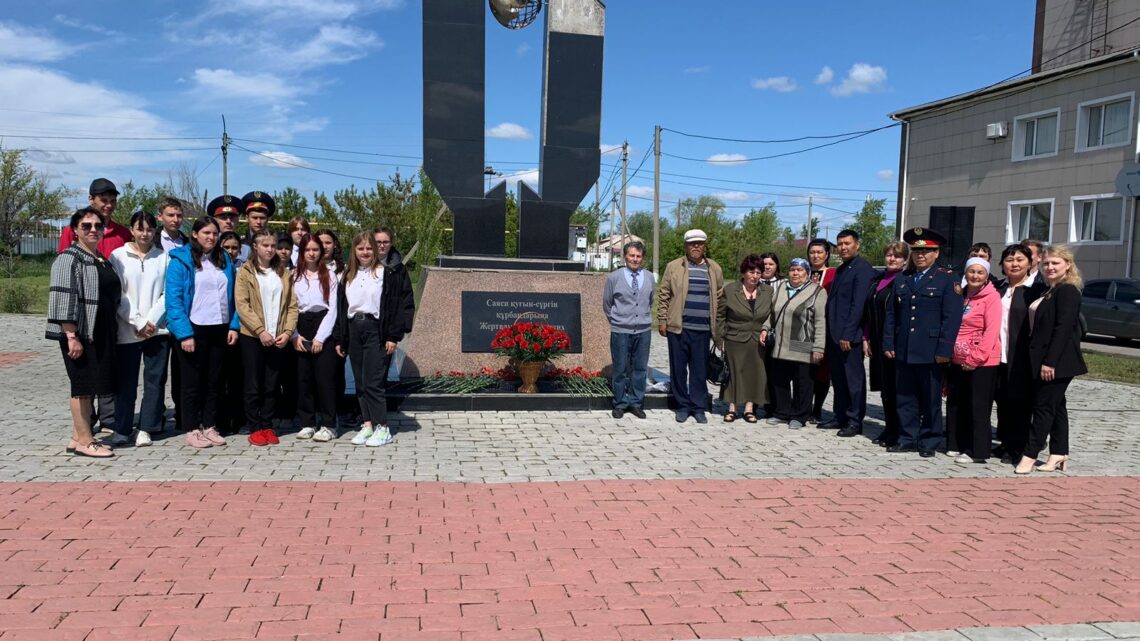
[186,429,213,448]
[202,427,226,446]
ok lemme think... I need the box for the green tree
[114,181,163,225]
[849,197,894,262]
[734,204,781,266]
[0,147,71,256]
[275,187,310,221]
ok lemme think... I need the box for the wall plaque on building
[460,291,582,353]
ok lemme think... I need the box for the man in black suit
[824,229,876,437]
[883,227,963,457]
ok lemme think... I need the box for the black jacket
[333,261,415,346]
[825,255,875,344]
[996,278,1047,391]
[1027,283,1088,379]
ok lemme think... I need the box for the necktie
[630,270,640,295]
[913,271,922,286]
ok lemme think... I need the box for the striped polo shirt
[682,261,711,331]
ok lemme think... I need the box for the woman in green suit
[715,254,775,423]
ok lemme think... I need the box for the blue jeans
[114,336,171,434]
[610,330,651,409]
[666,329,710,415]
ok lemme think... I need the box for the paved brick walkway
[3,478,1140,641]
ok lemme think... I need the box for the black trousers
[240,335,284,430]
[1025,376,1072,458]
[896,361,945,451]
[166,334,183,431]
[995,364,1031,458]
[177,324,228,430]
[826,341,866,429]
[946,365,997,459]
[771,358,813,422]
[347,317,391,426]
[811,367,829,420]
[877,357,901,445]
[296,311,339,428]
[276,348,298,425]
[218,342,244,433]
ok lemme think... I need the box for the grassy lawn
[1083,350,1140,386]
[1,254,53,315]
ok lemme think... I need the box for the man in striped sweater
[657,229,725,424]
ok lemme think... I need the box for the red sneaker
[248,429,268,446]
[264,429,280,445]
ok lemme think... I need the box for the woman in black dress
[994,244,1047,463]
[46,208,121,458]
[864,241,909,447]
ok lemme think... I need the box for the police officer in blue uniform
[882,227,962,457]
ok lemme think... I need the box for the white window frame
[1011,108,1061,161]
[1075,92,1135,153]
[1007,198,1055,243]
[1069,193,1126,245]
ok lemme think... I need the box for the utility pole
[653,125,661,278]
[221,115,230,195]
[609,195,617,271]
[807,195,813,240]
[619,141,629,240]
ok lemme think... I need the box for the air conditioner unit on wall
[986,122,1008,140]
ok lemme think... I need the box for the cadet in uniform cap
[241,191,276,216]
[881,226,962,458]
[206,195,243,219]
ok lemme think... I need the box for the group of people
[604,227,1086,473]
[48,179,414,458]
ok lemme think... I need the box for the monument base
[400,266,610,378]
[436,255,586,272]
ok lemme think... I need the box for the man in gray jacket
[603,241,654,419]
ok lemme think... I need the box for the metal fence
[19,237,58,255]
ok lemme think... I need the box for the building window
[1070,194,1124,243]
[1012,109,1059,161]
[1077,93,1133,152]
[1007,199,1053,243]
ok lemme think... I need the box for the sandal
[73,442,114,458]
[743,412,758,423]
[723,412,737,423]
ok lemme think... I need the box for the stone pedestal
[400,267,611,377]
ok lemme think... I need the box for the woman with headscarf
[767,257,827,428]
[946,257,1002,464]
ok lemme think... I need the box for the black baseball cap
[89,178,119,196]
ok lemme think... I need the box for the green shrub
[0,282,36,314]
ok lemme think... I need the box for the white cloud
[787,192,835,206]
[191,68,300,100]
[684,65,711,74]
[486,122,533,140]
[0,22,74,62]
[248,150,315,169]
[274,25,381,71]
[713,191,750,202]
[53,15,122,38]
[832,63,888,97]
[196,0,403,23]
[497,168,540,190]
[751,76,797,92]
[516,43,531,56]
[706,153,750,167]
[814,65,834,85]
[627,185,655,198]
[877,169,895,181]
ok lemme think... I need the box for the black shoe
[612,407,625,419]
[837,426,862,438]
[675,410,689,423]
[817,420,840,429]
[628,407,647,419]
[919,449,936,458]
[886,444,916,453]
[693,412,708,424]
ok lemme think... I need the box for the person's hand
[274,333,290,348]
[935,355,950,364]
[66,335,84,360]
[863,342,872,358]
[181,337,196,353]
[658,323,667,337]
[259,331,274,347]
[311,340,324,354]
[335,345,345,358]
[884,350,895,359]
[811,351,823,364]
[142,322,156,337]
[1041,364,1056,382]
[759,330,769,345]
[385,340,397,355]
[961,364,975,371]
[227,330,238,346]
[839,339,852,352]
[293,335,307,352]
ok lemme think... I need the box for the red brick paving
[0,352,36,369]
[2,478,1140,641]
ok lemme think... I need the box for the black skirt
[60,258,119,397]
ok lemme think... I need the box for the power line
[661,123,898,144]
[663,127,895,164]
[195,153,222,180]
[629,174,895,204]
[0,133,213,141]
[230,143,417,185]
[19,147,215,153]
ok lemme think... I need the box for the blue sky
[0,0,1033,232]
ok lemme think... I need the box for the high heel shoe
[1037,456,1069,472]
[1014,457,1038,475]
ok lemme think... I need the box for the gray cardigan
[768,281,828,364]
[46,245,104,343]
[603,267,655,334]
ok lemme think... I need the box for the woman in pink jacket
[946,257,1003,464]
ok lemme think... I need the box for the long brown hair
[293,233,332,304]
[249,229,283,275]
[345,231,379,285]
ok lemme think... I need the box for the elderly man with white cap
[657,229,725,423]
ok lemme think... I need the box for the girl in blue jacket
[165,217,240,449]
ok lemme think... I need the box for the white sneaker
[351,425,374,445]
[945,450,961,458]
[365,426,393,447]
[313,426,335,442]
[135,431,152,447]
[108,433,131,446]
[297,427,317,440]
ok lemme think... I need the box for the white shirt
[345,267,384,319]
[1000,286,1013,364]
[109,244,170,344]
[255,270,284,336]
[190,257,230,326]
[295,272,339,342]
[160,230,186,253]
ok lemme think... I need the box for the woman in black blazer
[1014,244,1087,474]
[994,244,1047,463]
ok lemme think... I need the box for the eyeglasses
[79,222,106,232]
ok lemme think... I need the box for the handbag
[706,346,729,385]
